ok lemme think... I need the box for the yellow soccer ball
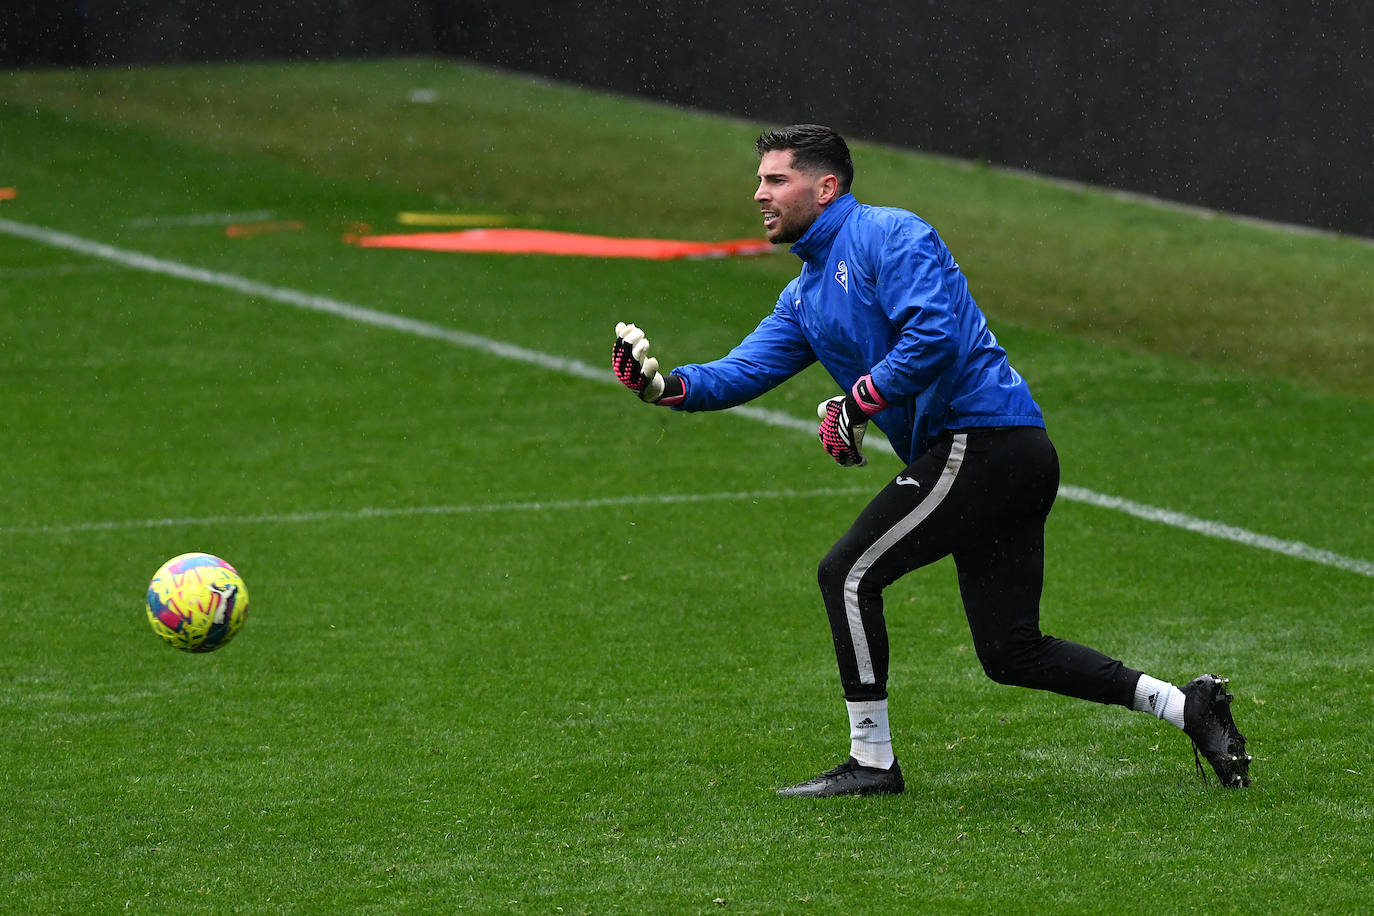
[145,553,249,652]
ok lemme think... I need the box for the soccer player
[612,124,1251,795]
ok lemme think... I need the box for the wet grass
[4,57,1372,399]
[1,59,1371,913]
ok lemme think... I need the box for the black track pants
[818,427,1141,705]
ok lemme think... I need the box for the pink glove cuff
[850,374,890,417]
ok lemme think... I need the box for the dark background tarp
[5,0,1370,237]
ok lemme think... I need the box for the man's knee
[817,548,852,598]
[972,633,1045,687]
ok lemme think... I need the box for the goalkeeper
[613,124,1251,795]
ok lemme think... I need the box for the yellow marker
[397,212,512,227]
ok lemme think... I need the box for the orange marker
[225,220,304,238]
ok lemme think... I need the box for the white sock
[1132,674,1187,730]
[846,699,895,769]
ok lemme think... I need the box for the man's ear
[816,173,840,206]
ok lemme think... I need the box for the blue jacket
[673,193,1043,464]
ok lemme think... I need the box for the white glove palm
[612,322,666,403]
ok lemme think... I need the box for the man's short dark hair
[756,124,854,194]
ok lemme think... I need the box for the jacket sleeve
[866,221,962,401]
[672,294,817,411]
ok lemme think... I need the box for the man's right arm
[667,302,816,411]
[613,295,815,412]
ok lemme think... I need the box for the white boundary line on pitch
[0,487,875,536]
[125,210,277,228]
[1,215,1370,580]
[1058,486,1374,579]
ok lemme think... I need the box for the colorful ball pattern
[145,553,249,652]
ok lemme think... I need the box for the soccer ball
[145,553,249,652]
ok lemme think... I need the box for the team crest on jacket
[834,260,849,292]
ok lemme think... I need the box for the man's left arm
[815,224,961,467]
[864,223,961,406]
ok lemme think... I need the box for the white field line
[0,487,874,536]
[125,210,277,228]
[1,216,1370,579]
[1058,486,1374,579]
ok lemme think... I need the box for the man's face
[755,150,832,245]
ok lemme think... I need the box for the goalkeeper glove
[613,322,685,405]
[817,374,889,467]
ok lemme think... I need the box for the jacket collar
[790,193,859,267]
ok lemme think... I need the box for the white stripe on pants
[842,434,968,684]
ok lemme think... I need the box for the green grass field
[2,58,1372,913]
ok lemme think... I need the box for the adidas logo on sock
[855,717,877,729]
[1147,692,1160,713]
